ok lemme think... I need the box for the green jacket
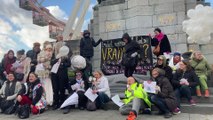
[123,82,151,108]
[190,58,211,76]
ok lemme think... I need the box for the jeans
[150,95,170,113]
[95,92,110,109]
[175,86,192,108]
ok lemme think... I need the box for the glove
[131,52,138,57]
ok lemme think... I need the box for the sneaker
[190,99,196,106]
[126,110,137,120]
[63,108,71,114]
[164,112,172,118]
[172,107,181,115]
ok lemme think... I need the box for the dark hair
[26,72,38,82]
[17,49,25,55]
[7,72,16,81]
[75,71,83,75]
[181,60,192,71]
[154,28,161,33]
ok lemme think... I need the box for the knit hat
[173,52,181,57]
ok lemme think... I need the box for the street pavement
[0,109,212,120]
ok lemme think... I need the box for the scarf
[154,32,164,42]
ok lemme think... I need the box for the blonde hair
[93,70,103,77]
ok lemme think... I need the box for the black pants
[77,91,87,108]
[124,66,136,77]
[51,73,67,106]
[175,86,192,108]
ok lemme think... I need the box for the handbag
[153,41,161,56]
[17,104,30,119]
[16,73,24,81]
[86,100,96,111]
[1,100,16,114]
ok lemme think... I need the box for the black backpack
[17,104,30,119]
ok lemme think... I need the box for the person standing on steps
[80,30,102,62]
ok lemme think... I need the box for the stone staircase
[106,74,213,114]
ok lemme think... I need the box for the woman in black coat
[172,60,199,107]
[51,46,71,110]
[121,33,140,77]
[150,68,178,118]
[151,28,171,56]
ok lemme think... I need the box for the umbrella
[60,92,78,109]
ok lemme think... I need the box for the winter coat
[122,33,140,67]
[151,35,171,56]
[20,79,46,108]
[155,75,177,111]
[155,55,173,82]
[80,37,101,58]
[0,80,22,101]
[26,50,40,72]
[51,57,71,75]
[190,58,211,77]
[1,53,16,74]
[172,69,199,94]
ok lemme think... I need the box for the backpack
[17,104,30,119]
[86,100,96,111]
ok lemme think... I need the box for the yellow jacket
[123,82,151,108]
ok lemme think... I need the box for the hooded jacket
[155,55,173,82]
[154,68,177,111]
[122,33,140,58]
[80,31,101,58]
[190,54,211,76]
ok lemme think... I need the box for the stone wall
[89,0,213,70]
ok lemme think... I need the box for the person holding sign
[121,33,140,77]
[150,68,178,118]
[92,70,110,110]
[119,77,151,119]
[172,60,199,107]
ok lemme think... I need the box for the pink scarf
[154,32,164,42]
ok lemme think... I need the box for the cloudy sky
[0,0,212,60]
[0,0,96,60]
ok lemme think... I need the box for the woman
[17,72,46,115]
[92,70,111,110]
[0,72,22,114]
[190,51,211,97]
[51,46,71,110]
[12,50,31,83]
[150,68,178,118]
[155,55,173,83]
[121,33,140,77]
[172,60,199,107]
[63,71,88,114]
[151,28,171,56]
[169,52,183,73]
[36,44,53,105]
[1,50,16,75]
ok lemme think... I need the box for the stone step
[181,95,213,104]
[105,101,213,114]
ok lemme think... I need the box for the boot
[196,89,202,97]
[205,89,210,98]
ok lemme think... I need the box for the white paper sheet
[51,60,61,74]
[60,92,78,109]
[111,95,124,107]
[143,81,157,94]
[84,88,98,102]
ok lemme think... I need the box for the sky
[0,0,96,60]
[0,0,212,60]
